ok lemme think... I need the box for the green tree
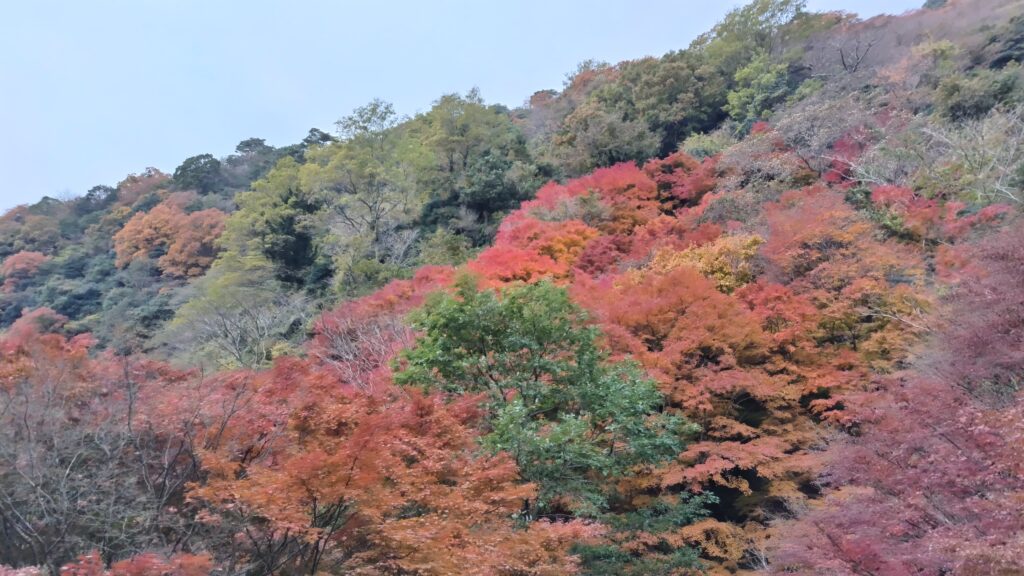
[412,91,543,241]
[693,0,807,71]
[221,156,321,285]
[554,97,662,174]
[395,278,691,516]
[417,228,473,266]
[725,51,794,130]
[173,153,223,194]
[302,99,423,292]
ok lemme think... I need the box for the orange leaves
[496,218,600,267]
[1,308,93,393]
[468,218,603,285]
[114,205,176,267]
[193,370,589,574]
[670,439,790,494]
[59,552,213,576]
[764,185,927,301]
[159,208,226,277]
[735,281,819,357]
[676,519,750,567]
[367,517,603,576]
[113,168,170,207]
[763,186,874,285]
[113,201,225,277]
[574,266,766,399]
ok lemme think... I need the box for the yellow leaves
[676,519,748,564]
[629,233,764,293]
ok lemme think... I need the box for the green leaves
[395,278,690,516]
[725,51,795,130]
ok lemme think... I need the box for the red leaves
[932,224,1024,390]
[771,373,1024,574]
[767,216,1024,574]
[642,151,718,206]
[8,123,1006,573]
[468,245,567,285]
[870,185,1012,242]
[0,251,48,292]
[310,266,457,388]
[519,162,662,234]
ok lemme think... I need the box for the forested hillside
[3,0,1024,574]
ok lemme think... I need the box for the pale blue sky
[0,0,921,212]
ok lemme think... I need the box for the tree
[301,127,336,148]
[396,278,689,516]
[114,168,170,208]
[75,185,117,216]
[259,99,423,293]
[768,226,1024,572]
[172,154,223,195]
[0,310,206,571]
[164,256,309,370]
[193,366,599,575]
[219,156,322,285]
[725,52,794,130]
[553,99,660,174]
[0,252,49,293]
[234,137,273,157]
[310,266,455,389]
[693,0,807,67]
[113,202,226,278]
[413,90,542,242]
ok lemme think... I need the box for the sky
[0,0,922,212]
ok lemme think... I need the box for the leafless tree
[176,290,310,371]
[0,353,205,572]
[312,313,411,390]
[834,35,879,73]
[851,104,1024,205]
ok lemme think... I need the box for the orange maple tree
[113,201,225,277]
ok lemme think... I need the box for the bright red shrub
[468,245,567,285]
[642,151,718,206]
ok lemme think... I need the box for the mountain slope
[2,0,1024,574]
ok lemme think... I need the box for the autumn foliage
[5,4,1024,569]
[113,200,226,277]
[0,251,49,292]
[5,120,1021,574]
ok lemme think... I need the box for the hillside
[2,0,1024,574]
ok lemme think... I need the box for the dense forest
[2,0,1024,573]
